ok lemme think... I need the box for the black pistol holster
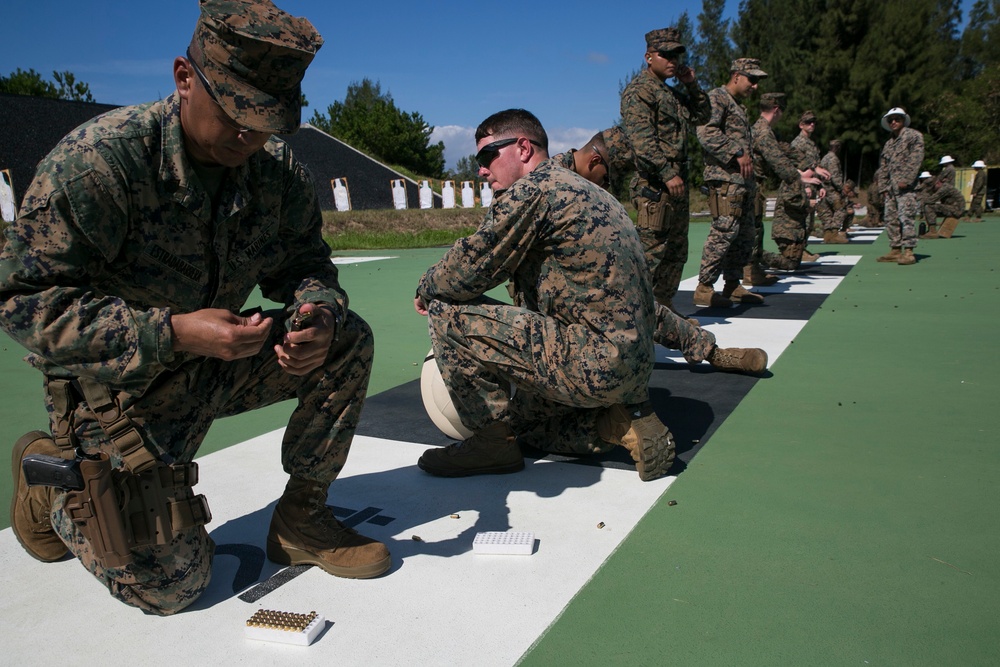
[27,378,211,569]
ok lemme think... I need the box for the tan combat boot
[742,264,779,287]
[801,248,821,262]
[897,247,916,265]
[723,280,765,304]
[10,431,69,562]
[693,283,734,308]
[707,346,768,375]
[877,247,901,262]
[919,224,939,239]
[267,476,392,578]
[417,421,523,477]
[619,409,675,481]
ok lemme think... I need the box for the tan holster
[48,378,211,569]
[707,183,743,219]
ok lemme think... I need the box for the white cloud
[430,125,476,171]
[587,52,609,64]
[547,127,599,156]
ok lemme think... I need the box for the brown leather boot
[823,230,849,244]
[417,421,523,477]
[742,264,779,287]
[877,247,901,262]
[267,476,391,578]
[619,409,675,481]
[801,249,821,262]
[10,431,70,562]
[723,281,765,304]
[919,224,939,239]
[707,346,768,375]
[693,283,734,308]
[897,247,916,265]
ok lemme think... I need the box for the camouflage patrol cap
[187,0,324,134]
[731,58,767,77]
[760,92,786,109]
[799,110,817,124]
[600,126,634,173]
[645,28,685,53]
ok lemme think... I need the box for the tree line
[671,0,999,185]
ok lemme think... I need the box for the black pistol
[22,454,85,490]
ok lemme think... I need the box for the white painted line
[331,256,397,265]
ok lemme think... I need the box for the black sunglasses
[476,137,543,168]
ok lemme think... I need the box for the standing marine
[876,107,925,265]
[620,27,711,315]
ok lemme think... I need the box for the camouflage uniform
[696,85,757,286]
[923,182,965,222]
[879,125,925,249]
[937,162,956,187]
[0,4,370,611]
[751,113,809,271]
[621,31,711,308]
[816,148,848,233]
[867,169,884,226]
[556,151,715,363]
[969,168,987,218]
[416,159,655,455]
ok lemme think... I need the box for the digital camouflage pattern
[867,168,884,226]
[697,86,757,285]
[0,94,372,613]
[761,142,813,271]
[621,67,711,306]
[750,114,800,267]
[879,125,925,249]
[791,130,820,170]
[923,182,965,221]
[557,148,715,364]
[816,149,847,233]
[653,303,715,363]
[188,0,323,134]
[937,162,956,187]
[970,168,987,217]
[417,159,655,455]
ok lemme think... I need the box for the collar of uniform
[157,91,255,216]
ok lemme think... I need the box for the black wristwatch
[734,148,744,158]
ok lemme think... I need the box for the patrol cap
[760,92,785,109]
[829,139,842,151]
[799,110,817,124]
[645,28,685,54]
[881,106,910,130]
[731,58,767,77]
[187,0,324,134]
[600,126,634,173]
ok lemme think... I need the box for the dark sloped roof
[282,124,442,210]
[0,92,436,211]
[0,93,118,204]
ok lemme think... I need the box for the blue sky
[2,1,977,170]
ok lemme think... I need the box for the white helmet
[939,155,955,165]
[881,107,911,131]
[919,171,932,179]
[972,160,986,168]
